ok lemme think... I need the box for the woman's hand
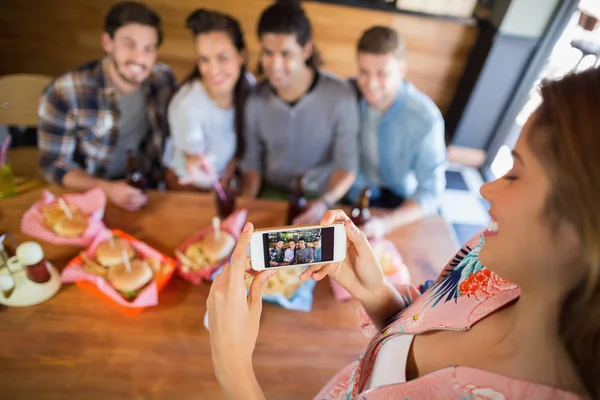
[180,154,213,187]
[300,210,408,328]
[299,210,386,303]
[207,222,274,397]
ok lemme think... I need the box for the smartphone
[250,224,346,271]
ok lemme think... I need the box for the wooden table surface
[0,187,458,400]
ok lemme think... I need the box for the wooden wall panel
[0,0,477,113]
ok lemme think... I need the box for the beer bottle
[126,149,147,192]
[286,175,307,225]
[350,188,372,227]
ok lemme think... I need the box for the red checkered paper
[20,188,107,247]
[176,209,248,284]
[60,229,175,308]
[329,238,411,301]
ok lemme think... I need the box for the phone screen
[262,227,335,269]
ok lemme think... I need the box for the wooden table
[0,188,458,400]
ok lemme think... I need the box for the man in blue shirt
[312,237,322,262]
[347,26,447,238]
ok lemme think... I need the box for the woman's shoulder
[170,80,211,111]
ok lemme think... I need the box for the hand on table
[299,210,386,302]
[293,200,328,225]
[361,216,391,239]
[103,181,147,212]
[207,222,276,381]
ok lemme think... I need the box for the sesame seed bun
[52,214,88,238]
[108,259,153,293]
[96,237,136,268]
[200,231,236,265]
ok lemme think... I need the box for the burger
[42,203,88,237]
[52,214,88,238]
[96,237,137,267]
[107,259,153,301]
[200,231,236,265]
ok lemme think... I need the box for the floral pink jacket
[315,234,581,400]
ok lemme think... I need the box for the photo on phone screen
[262,227,335,269]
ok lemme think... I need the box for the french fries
[176,243,210,272]
[245,266,305,299]
[80,253,107,278]
[372,244,397,275]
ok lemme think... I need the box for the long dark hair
[256,0,323,76]
[178,9,251,159]
[530,67,600,399]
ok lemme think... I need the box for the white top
[284,248,295,263]
[165,80,237,188]
[366,334,415,389]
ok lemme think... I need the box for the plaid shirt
[37,58,175,185]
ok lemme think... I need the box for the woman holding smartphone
[165,9,253,190]
[207,69,599,399]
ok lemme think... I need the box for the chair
[570,9,600,71]
[0,74,52,127]
[0,74,51,180]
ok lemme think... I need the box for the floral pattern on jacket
[314,234,581,400]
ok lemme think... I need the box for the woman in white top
[165,9,253,191]
[284,239,296,264]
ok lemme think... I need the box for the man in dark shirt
[269,240,286,267]
[295,238,314,264]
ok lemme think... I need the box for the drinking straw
[200,159,227,201]
[0,135,11,167]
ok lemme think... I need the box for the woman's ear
[239,49,248,65]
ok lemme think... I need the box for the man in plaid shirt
[37,1,175,211]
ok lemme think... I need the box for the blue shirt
[314,247,322,262]
[346,81,447,216]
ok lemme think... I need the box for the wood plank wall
[0,0,477,113]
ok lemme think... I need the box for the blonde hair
[529,67,600,398]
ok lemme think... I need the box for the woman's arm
[357,282,414,330]
[214,360,265,400]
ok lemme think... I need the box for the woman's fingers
[231,222,254,275]
[311,263,336,281]
[248,270,277,318]
[299,263,328,281]
[320,209,351,226]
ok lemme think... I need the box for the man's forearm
[242,170,262,198]
[320,170,356,205]
[387,199,424,230]
[63,169,111,193]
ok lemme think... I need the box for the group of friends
[37,0,447,238]
[268,237,321,267]
[34,0,600,396]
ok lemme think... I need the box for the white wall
[499,0,561,37]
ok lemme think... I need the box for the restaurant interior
[0,0,596,398]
